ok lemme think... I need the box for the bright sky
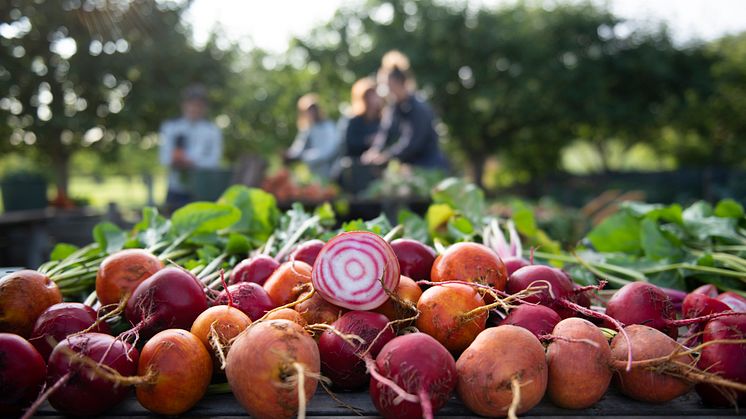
[185,0,746,52]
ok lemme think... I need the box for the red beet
[369,333,457,419]
[47,333,138,416]
[717,292,746,313]
[696,315,746,406]
[391,239,437,281]
[606,282,679,338]
[507,265,575,318]
[500,304,561,338]
[125,267,208,339]
[692,284,719,298]
[289,240,325,266]
[503,256,530,276]
[215,282,275,321]
[683,293,730,319]
[230,255,280,286]
[0,333,46,415]
[319,311,395,390]
[29,303,111,360]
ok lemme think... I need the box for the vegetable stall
[1,178,744,418]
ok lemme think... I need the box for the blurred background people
[159,84,223,209]
[362,51,448,170]
[285,93,341,181]
[344,77,383,159]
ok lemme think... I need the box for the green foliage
[92,222,126,253]
[219,185,280,243]
[171,202,241,236]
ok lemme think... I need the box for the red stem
[573,280,607,294]
[220,269,234,309]
[670,311,744,327]
[21,372,71,419]
[416,280,510,298]
[555,298,633,372]
[364,355,419,404]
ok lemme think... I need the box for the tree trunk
[471,153,487,189]
[51,151,70,199]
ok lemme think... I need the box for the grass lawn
[66,175,168,210]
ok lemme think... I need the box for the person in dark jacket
[343,77,383,158]
[361,55,448,169]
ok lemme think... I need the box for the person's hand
[361,149,389,165]
[172,149,193,168]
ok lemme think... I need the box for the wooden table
[35,387,738,418]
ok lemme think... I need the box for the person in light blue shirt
[285,94,341,181]
[159,85,223,208]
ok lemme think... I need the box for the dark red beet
[29,303,111,360]
[369,333,457,419]
[692,284,719,298]
[571,283,592,308]
[503,256,529,276]
[0,333,46,415]
[507,265,575,318]
[125,267,208,339]
[717,292,746,313]
[683,294,730,319]
[47,333,138,416]
[230,255,280,286]
[289,240,325,266]
[391,239,436,281]
[319,311,395,390]
[500,304,561,338]
[696,315,746,406]
[606,282,678,338]
[215,282,276,321]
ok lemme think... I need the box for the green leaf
[622,202,683,224]
[50,243,79,261]
[218,186,280,242]
[640,218,683,261]
[648,270,686,291]
[134,207,170,247]
[342,214,392,236]
[512,201,538,237]
[446,216,474,241]
[398,209,429,244]
[196,245,221,263]
[92,222,127,253]
[226,233,251,255]
[682,201,740,242]
[171,202,241,236]
[188,232,221,246]
[586,212,642,254]
[431,178,485,226]
[714,199,744,219]
[314,202,336,226]
[425,203,455,237]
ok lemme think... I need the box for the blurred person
[362,52,447,169]
[159,84,223,209]
[285,93,341,180]
[344,77,383,158]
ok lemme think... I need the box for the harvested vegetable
[391,238,436,280]
[95,249,162,306]
[431,242,508,291]
[226,320,320,419]
[312,231,400,310]
[506,265,575,318]
[264,308,308,326]
[230,255,279,286]
[696,316,746,406]
[263,261,313,306]
[190,305,251,368]
[136,329,213,415]
[457,325,548,417]
[295,291,347,326]
[369,333,457,419]
[416,283,487,353]
[215,282,275,321]
[500,304,561,338]
[319,311,395,390]
[0,270,62,337]
[289,239,325,266]
[546,318,612,409]
[29,302,110,360]
[375,275,422,323]
[0,333,46,415]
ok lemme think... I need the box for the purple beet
[29,302,111,360]
[230,255,280,286]
[0,333,46,415]
[503,257,530,276]
[289,240,325,266]
[391,238,437,281]
[215,282,276,321]
[500,304,561,338]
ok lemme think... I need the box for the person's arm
[360,107,393,164]
[386,102,432,162]
[286,130,309,161]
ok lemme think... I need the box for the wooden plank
[34,387,740,417]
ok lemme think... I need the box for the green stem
[207,382,232,395]
[639,263,746,281]
[159,233,189,256]
[571,251,634,287]
[158,248,193,262]
[198,253,227,280]
[529,250,647,281]
[274,215,321,262]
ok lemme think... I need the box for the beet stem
[669,310,745,327]
[418,387,434,419]
[220,269,234,308]
[320,381,364,416]
[293,362,307,419]
[539,334,601,348]
[209,323,229,370]
[274,215,321,262]
[364,355,419,404]
[21,372,72,419]
[255,288,316,323]
[556,298,634,372]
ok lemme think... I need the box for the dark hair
[387,66,408,84]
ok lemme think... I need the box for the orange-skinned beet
[95,249,162,306]
[264,308,308,326]
[226,320,320,419]
[375,275,422,323]
[430,242,508,291]
[136,329,213,415]
[294,291,347,326]
[263,261,312,306]
[190,305,252,366]
[0,270,62,337]
[416,283,487,353]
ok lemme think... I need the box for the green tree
[0,0,230,195]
